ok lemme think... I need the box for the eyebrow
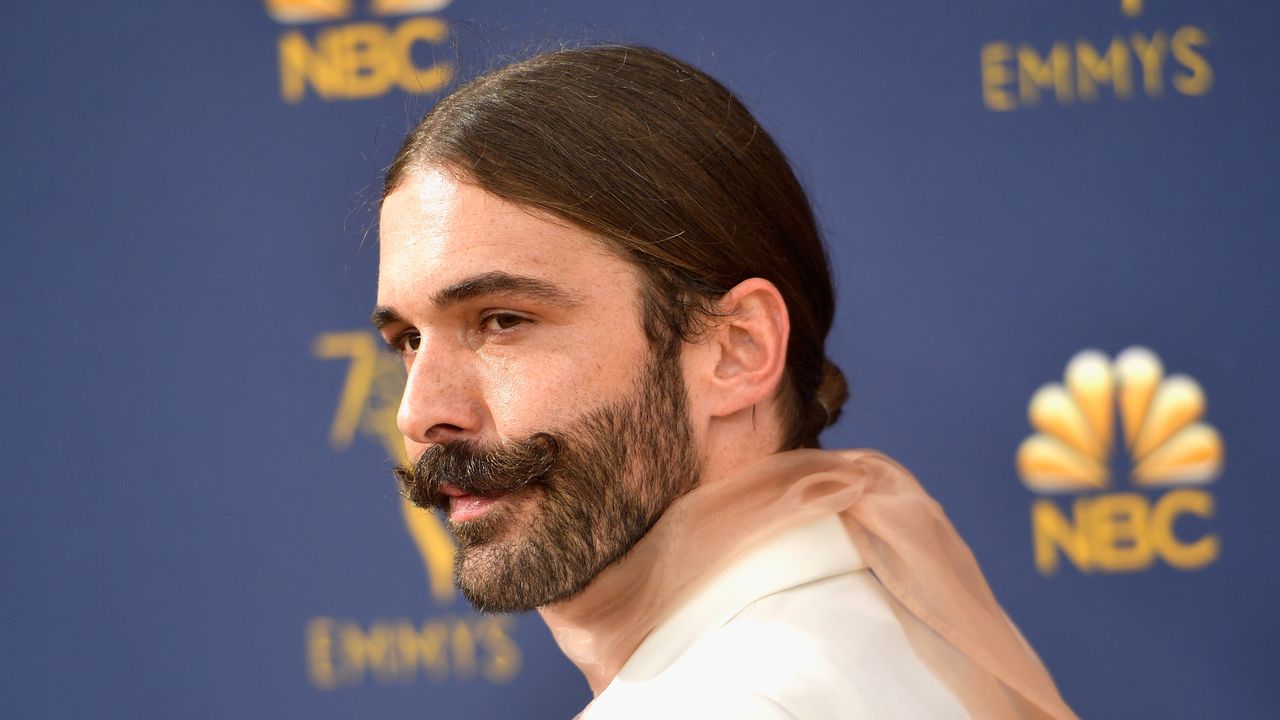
[370,271,582,329]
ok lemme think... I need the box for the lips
[439,484,508,523]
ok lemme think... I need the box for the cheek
[484,370,532,426]
[482,357,592,434]
[480,343,638,435]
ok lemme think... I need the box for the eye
[481,313,527,332]
[391,330,421,355]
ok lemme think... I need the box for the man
[372,45,1076,718]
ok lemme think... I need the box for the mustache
[393,433,561,513]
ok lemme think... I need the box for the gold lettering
[1087,493,1155,571]
[324,22,395,99]
[980,42,1016,111]
[980,14,1215,110]
[306,618,339,690]
[479,616,522,683]
[396,620,450,681]
[341,622,400,683]
[313,332,380,450]
[279,19,453,103]
[278,30,340,104]
[1130,32,1169,97]
[308,617,524,686]
[452,620,478,680]
[1171,26,1213,96]
[392,17,453,93]
[1150,489,1220,569]
[1031,490,1220,575]
[1018,43,1073,106]
[1076,37,1134,102]
[1032,498,1091,574]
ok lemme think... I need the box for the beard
[393,350,701,613]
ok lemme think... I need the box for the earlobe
[706,278,790,418]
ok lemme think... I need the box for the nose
[397,333,485,445]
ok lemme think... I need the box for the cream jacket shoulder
[581,515,970,719]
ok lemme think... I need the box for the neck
[534,448,849,695]
[537,481,701,694]
[537,544,661,694]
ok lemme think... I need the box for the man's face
[375,167,700,612]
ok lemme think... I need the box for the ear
[702,278,790,418]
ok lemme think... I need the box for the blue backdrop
[3,1,1277,718]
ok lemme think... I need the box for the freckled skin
[376,167,657,456]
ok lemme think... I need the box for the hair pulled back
[384,45,847,448]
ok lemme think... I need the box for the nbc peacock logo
[1017,347,1224,575]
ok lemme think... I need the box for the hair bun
[815,358,849,429]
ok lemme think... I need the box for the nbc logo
[1017,347,1224,575]
[268,0,455,104]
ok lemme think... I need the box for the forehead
[377,168,639,306]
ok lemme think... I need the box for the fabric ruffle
[539,449,1077,719]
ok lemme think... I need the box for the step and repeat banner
[3,1,1277,718]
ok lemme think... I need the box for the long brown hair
[383,45,847,449]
